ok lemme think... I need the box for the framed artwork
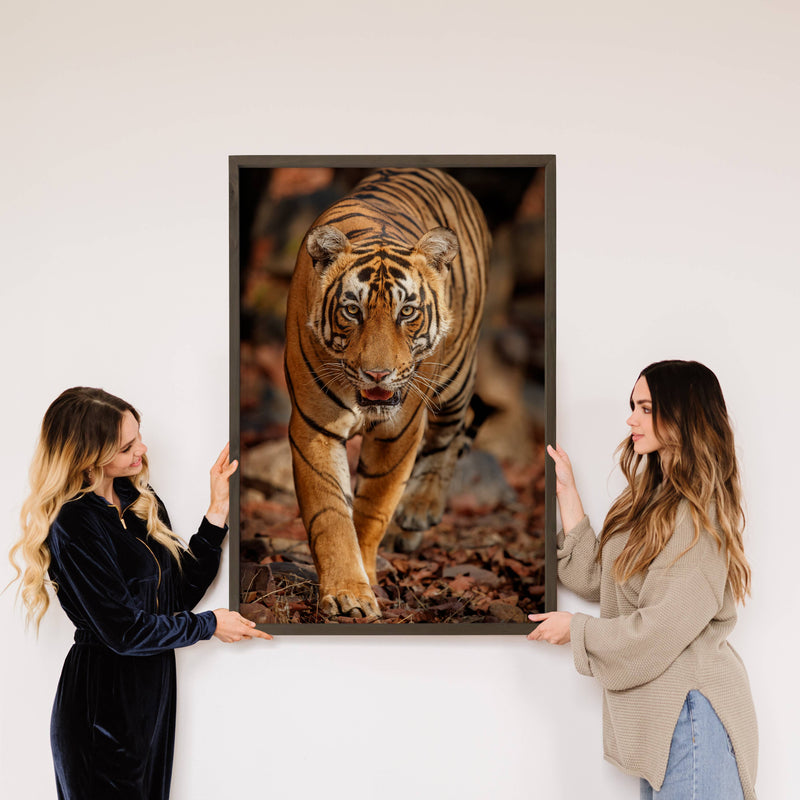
[229,155,556,634]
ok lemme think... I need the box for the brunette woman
[10,387,272,799]
[528,360,757,799]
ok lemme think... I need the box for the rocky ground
[238,441,547,627]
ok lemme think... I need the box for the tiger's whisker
[408,379,440,413]
[412,374,447,394]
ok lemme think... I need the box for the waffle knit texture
[559,503,758,798]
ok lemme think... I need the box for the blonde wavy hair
[599,360,751,604]
[9,387,187,631]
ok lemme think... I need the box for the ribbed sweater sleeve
[557,515,602,601]
[570,511,729,691]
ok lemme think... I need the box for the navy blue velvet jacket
[47,478,221,654]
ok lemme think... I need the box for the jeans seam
[688,691,698,800]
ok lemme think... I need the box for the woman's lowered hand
[212,609,273,642]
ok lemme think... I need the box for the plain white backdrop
[2,2,797,798]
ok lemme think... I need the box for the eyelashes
[119,426,143,455]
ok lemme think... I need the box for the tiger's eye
[400,306,415,317]
[344,304,360,317]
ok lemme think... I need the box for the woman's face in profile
[101,410,148,479]
[627,376,662,456]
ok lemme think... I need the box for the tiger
[284,167,490,618]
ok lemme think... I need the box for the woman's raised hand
[546,443,585,534]
[206,443,238,528]
[547,443,578,494]
[212,608,273,643]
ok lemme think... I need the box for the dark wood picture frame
[229,155,556,634]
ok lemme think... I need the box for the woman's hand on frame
[206,443,238,527]
[212,608,273,643]
[547,443,578,496]
[546,443,586,534]
[527,611,573,645]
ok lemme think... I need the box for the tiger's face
[305,224,458,419]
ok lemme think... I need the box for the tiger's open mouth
[357,387,401,407]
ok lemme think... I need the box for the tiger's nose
[364,369,391,384]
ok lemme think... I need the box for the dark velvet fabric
[46,478,223,799]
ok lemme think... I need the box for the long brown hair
[10,387,186,631]
[599,360,751,603]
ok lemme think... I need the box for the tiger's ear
[306,225,351,272]
[413,227,459,273]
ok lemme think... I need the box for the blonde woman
[10,387,271,800]
[528,361,758,799]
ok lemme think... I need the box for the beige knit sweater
[559,502,758,797]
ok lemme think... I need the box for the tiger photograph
[232,157,554,630]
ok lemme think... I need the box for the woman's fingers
[214,442,231,469]
[211,444,237,476]
[236,614,272,640]
[547,444,575,485]
[210,444,238,479]
[546,444,564,469]
[547,443,571,464]
[207,444,239,521]
[213,609,273,642]
[526,611,572,644]
[214,458,238,482]
[235,623,273,641]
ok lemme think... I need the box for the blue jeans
[640,691,743,799]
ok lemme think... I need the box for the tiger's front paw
[319,581,382,619]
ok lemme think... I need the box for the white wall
[2,2,797,797]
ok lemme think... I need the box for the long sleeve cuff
[195,517,228,548]
[571,612,593,677]
[557,514,593,551]
[197,609,218,639]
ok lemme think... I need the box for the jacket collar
[81,477,141,509]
